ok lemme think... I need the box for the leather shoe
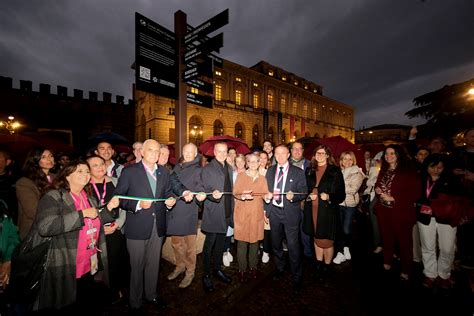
[202,275,215,293]
[214,270,232,284]
[146,297,167,309]
[272,269,284,281]
[294,280,303,294]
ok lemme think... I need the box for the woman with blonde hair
[233,153,272,282]
[333,151,364,264]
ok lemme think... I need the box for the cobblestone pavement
[104,213,474,316]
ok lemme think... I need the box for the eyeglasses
[315,152,327,156]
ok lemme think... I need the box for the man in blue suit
[265,144,307,293]
[114,139,191,313]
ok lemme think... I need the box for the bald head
[141,139,160,167]
[183,143,198,163]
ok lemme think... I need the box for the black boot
[313,260,324,279]
[319,263,331,282]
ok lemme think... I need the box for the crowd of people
[0,127,472,315]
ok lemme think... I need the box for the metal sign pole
[174,10,187,160]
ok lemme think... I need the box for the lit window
[235,77,242,82]
[253,94,259,108]
[267,90,274,111]
[215,71,222,76]
[282,75,287,81]
[313,88,318,93]
[292,99,297,115]
[312,106,317,120]
[215,84,222,101]
[253,82,258,87]
[191,87,198,94]
[235,89,242,105]
[294,81,298,86]
[281,95,286,112]
[303,102,308,117]
[268,70,274,76]
[304,84,308,90]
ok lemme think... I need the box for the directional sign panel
[187,79,213,94]
[187,92,213,108]
[186,24,220,54]
[184,9,229,44]
[207,53,223,69]
[135,12,177,99]
[184,33,223,63]
[184,58,213,82]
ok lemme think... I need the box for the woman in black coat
[303,145,345,276]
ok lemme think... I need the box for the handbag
[9,234,52,304]
[358,187,373,214]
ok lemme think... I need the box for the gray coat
[167,156,203,236]
[30,189,108,310]
[201,159,234,234]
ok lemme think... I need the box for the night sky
[1,0,473,129]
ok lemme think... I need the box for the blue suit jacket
[264,163,307,226]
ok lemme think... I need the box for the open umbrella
[25,132,74,155]
[165,143,176,165]
[0,133,41,161]
[88,132,130,147]
[199,135,251,157]
[304,136,367,173]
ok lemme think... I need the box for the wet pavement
[103,213,474,316]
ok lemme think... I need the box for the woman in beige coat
[233,153,272,282]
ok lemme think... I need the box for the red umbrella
[166,143,176,165]
[0,133,41,161]
[304,136,367,173]
[199,135,251,157]
[25,133,74,155]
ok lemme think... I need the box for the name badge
[90,253,98,275]
[87,227,97,235]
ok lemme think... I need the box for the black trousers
[269,208,302,282]
[203,232,226,275]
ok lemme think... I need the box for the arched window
[213,120,224,136]
[252,124,259,147]
[281,129,286,144]
[189,115,204,146]
[268,127,274,144]
[235,122,244,139]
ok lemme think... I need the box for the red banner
[301,119,305,136]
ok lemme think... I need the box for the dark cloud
[0,0,472,128]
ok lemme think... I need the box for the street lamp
[190,125,203,145]
[0,116,21,134]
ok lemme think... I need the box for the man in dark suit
[265,144,307,293]
[200,142,234,292]
[289,141,312,259]
[114,139,191,313]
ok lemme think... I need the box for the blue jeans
[336,206,356,252]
